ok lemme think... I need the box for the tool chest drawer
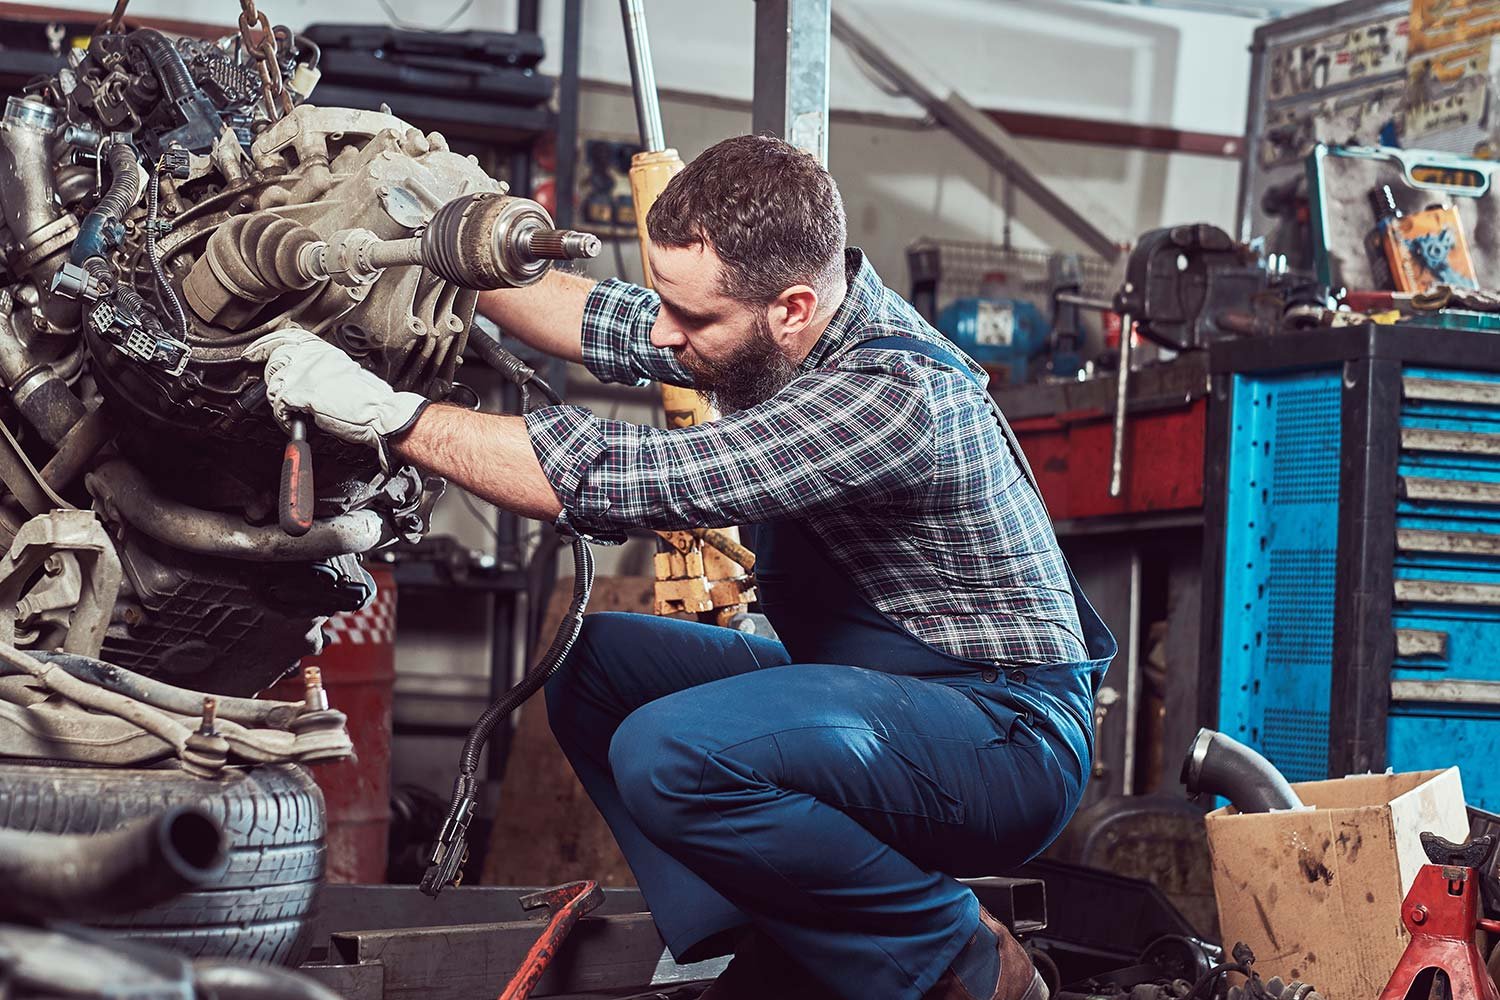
[1394,367,1500,683]
[1387,368,1500,793]
[1204,327,1500,810]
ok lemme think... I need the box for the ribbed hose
[83,257,154,333]
[147,164,188,340]
[421,324,590,895]
[460,538,592,776]
[71,142,141,265]
[128,29,195,102]
[466,324,563,407]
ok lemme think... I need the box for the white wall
[29,0,1258,262]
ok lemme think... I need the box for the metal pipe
[618,0,667,153]
[1109,311,1133,498]
[40,402,116,491]
[0,806,227,920]
[29,650,301,729]
[86,459,386,561]
[1180,728,1303,814]
[192,960,348,1000]
[1054,291,1115,313]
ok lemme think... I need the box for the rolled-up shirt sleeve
[580,278,696,387]
[524,368,935,537]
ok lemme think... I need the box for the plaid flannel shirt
[524,249,1086,667]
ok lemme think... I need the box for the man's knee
[609,699,776,846]
[544,612,650,740]
[608,701,706,842]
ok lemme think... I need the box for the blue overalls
[544,336,1116,1000]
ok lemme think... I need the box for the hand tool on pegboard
[1377,832,1500,1000]
[617,0,755,625]
[497,880,605,1000]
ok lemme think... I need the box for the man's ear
[768,284,820,342]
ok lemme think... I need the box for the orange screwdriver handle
[279,418,315,537]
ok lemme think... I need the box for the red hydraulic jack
[1379,833,1500,1000]
[497,879,606,1000]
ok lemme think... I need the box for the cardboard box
[1205,769,1468,1000]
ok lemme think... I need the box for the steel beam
[830,7,1123,260]
[330,913,665,1000]
[752,0,831,164]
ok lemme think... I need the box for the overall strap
[856,334,1047,511]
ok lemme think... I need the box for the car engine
[0,19,595,695]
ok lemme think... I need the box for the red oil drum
[266,565,396,883]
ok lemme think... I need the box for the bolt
[197,696,217,735]
[303,665,329,711]
[1410,905,1427,925]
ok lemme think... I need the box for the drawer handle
[1402,476,1500,506]
[1395,579,1500,606]
[1395,629,1448,658]
[1402,427,1500,456]
[1404,376,1500,407]
[1392,679,1500,705]
[1398,528,1500,557]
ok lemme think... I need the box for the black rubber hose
[466,325,563,407]
[82,257,159,343]
[1184,960,1252,1000]
[127,29,195,103]
[22,650,300,728]
[1181,728,1303,814]
[193,959,348,1000]
[71,142,140,265]
[459,534,593,776]
[0,806,227,921]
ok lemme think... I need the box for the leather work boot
[922,906,1048,1000]
[695,928,826,999]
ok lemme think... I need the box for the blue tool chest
[1202,325,1500,808]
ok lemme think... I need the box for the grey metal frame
[752,0,832,165]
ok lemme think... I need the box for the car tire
[0,760,325,965]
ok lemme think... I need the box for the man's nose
[649,318,686,349]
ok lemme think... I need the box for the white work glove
[243,328,429,472]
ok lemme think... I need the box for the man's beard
[675,314,799,413]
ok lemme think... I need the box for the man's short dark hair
[646,134,848,308]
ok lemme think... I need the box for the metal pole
[752,0,831,165]
[1109,311,1133,498]
[618,0,666,153]
[555,0,582,229]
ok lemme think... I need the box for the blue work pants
[543,611,1090,1000]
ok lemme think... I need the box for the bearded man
[248,134,1114,1000]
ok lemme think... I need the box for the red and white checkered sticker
[323,584,397,646]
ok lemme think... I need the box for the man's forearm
[475,269,596,364]
[392,404,564,521]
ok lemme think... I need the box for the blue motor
[936,297,1050,384]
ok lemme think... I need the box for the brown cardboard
[1204,768,1467,1000]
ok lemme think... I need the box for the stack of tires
[0,762,325,964]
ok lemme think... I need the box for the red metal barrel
[266,565,396,883]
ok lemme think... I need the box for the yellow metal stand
[628,148,756,624]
